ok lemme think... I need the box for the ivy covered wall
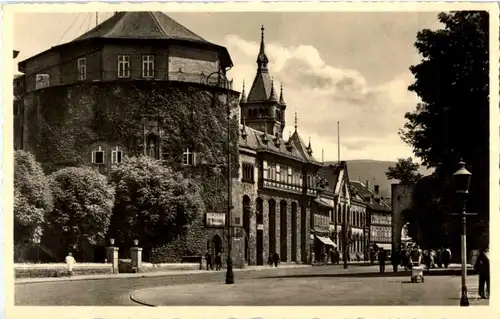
[22,80,241,262]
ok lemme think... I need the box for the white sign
[206,213,225,227]
[257,224,263,230]
[35,74,50,90]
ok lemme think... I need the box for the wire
[75,13,91,38]
[58,13,81,44]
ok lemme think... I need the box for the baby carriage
[411,264,425,283]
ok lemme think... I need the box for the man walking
[378,248,387,273]
[65,252,76,277]
[474,247,490,299]
[215,251,222,271]
[205,250,213,271]
[391,249,400,272]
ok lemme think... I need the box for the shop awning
[314,198,334,209]
[375,243,392,250]
[316,235,337,248]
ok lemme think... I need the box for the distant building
[350,181,392,253]
[319,162,368,262]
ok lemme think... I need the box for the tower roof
[75,11,207,43]
[247,25,274,103]
[19,11,233,71]
[279,82,286,105]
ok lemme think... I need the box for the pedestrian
[205,250,213,271]
[215,251,222,271]
[391,249,400,272]
[474,247,490,299]
[400,249,408,270]
[268,254,274,267]
[436,247,443,268]
[409,245,422,269]
[378,248,387,273]
[442,247,451,268]
[273,251,280,267]
[65,252,76,277]
[329,248,334,265]
[370,250,376,265]
[423,249,431,270]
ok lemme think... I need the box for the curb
[130,290,157,307]
[15,264,311,285]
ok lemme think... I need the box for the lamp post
[33,238,41,263]
[452,160,474,307]
[206,70,234,285]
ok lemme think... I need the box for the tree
[108,156,205,254]
[385,157,424,184]
[401,11,489,249]
[47,167,115,259]
[14,151,53,255]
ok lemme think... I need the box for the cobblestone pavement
[14,264,488,306]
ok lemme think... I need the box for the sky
[13,11,443,162]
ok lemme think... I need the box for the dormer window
[111,146,123,164]
[77,58,87,80]
[183,148,196,166]
[142,55,155,79]
[91,146,105,164]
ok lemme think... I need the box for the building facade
[350,181,392,254]
[236,26,324,265]
[319,162,368,262]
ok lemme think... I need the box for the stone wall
[391,184,414,252]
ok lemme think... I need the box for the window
[111,147,123,164]
[276,164,280,182]
[280,165,287,183]
[77,58,87,80]
[263,161,268,179]
[118,55,131,78]
[287,167,292,184]
[91,146,105,164]
[182,148,196,166]
[242,163,254,183]
[142,55,155,78]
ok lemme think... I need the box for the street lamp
[206,70,234,285]
[33,238,41,263]
[452,160,474,307]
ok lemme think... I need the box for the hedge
[15,263,113,278]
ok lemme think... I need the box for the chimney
[365,180,370,190]
[374,185,379,194]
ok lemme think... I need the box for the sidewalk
[15,263,310,284]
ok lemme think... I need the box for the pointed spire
[241,116,248,139]
[257,25,269,71]
[307,136,313,154]
[279,82,286,105]
[240,79,247,103]
[269,79,277,102]
[294,109,298,132]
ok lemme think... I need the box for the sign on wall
[35,74,50,90]
[206,213,226,227]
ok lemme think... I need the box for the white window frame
[77,58,87,80]
[91,146,105,164]
[182,148,196,166]
[118,55,131,78]
[142,55,155,79]
[111,146,123,164]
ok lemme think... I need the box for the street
[15,264,489,306]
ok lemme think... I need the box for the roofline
[18,37,233,71]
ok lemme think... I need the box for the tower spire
[257,25,269,72]
[240,79,247,103]
[269,78,277,102]
[279,82,286,105]
[294,109,298,132]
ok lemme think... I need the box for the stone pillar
[263,199,270,264]
[275,203,281,259]
[286,201,292,262]
[106,246,119,274]
[130,247,143,273]
[305,206,311,264]
[249,206,257,265]
[295,205,301,263]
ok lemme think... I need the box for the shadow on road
[261,269,476,280]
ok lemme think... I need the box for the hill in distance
[324,159,433,199]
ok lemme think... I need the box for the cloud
[225,34,420,161]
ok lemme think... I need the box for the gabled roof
[350,180,391,211]
[239,125,321,165]
[290,131,316,163]
[19,11,233,71]
[75,12,207,43]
